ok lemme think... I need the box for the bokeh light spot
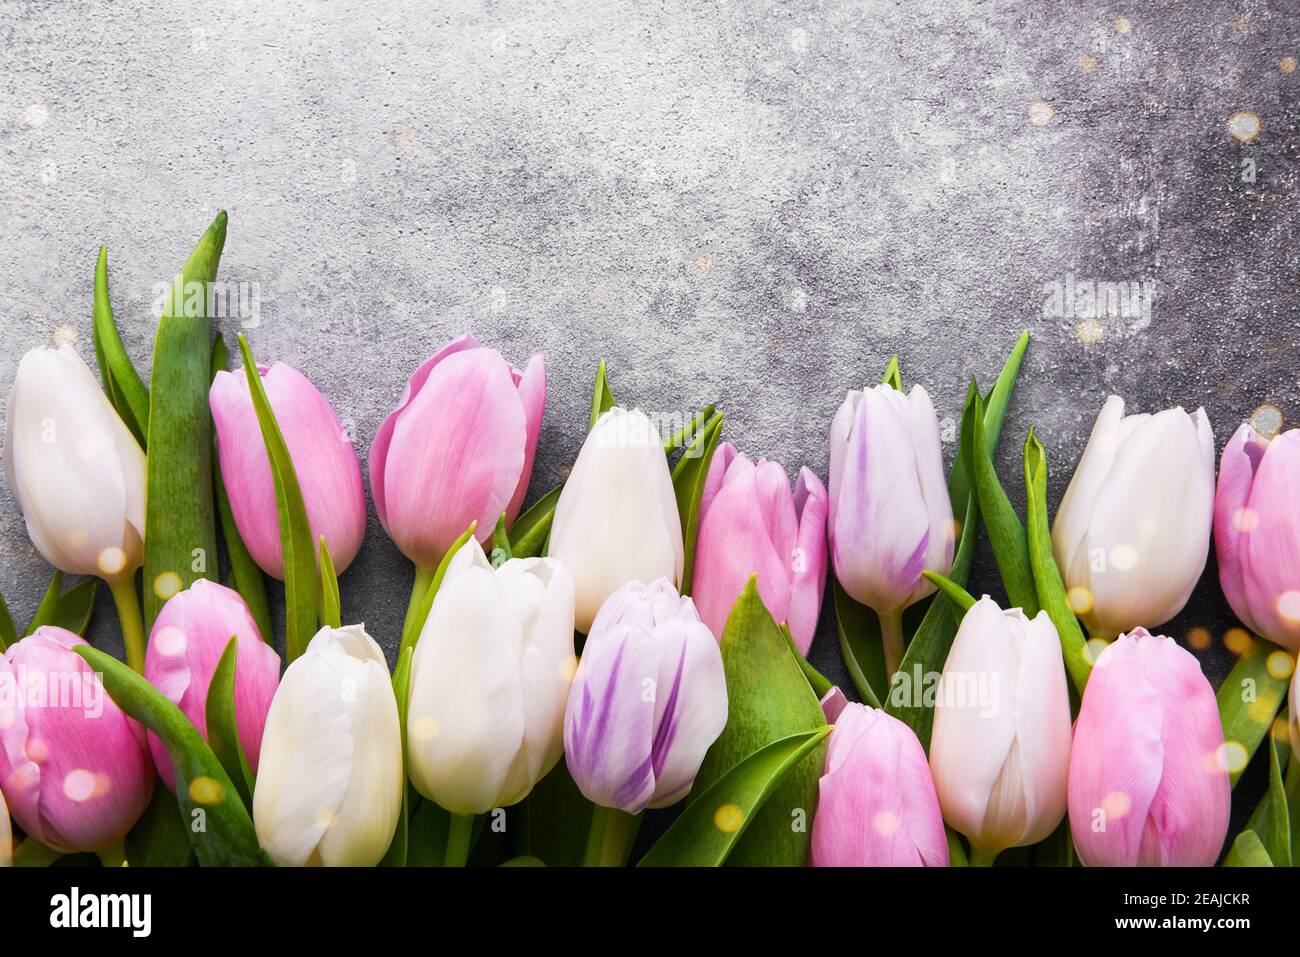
[1228,111,1261,142]
[153,571,183,601]
[713,803,744,833]
[1266,650,1295,680]
[1224,628,1253,655]
[188,776,225,805]
[63,769,96,802]
[1067,586,1094,615]
[1216,741,1249,774]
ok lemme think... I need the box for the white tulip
[1051,396,1214,639]
[929,597,1073,857]
[253,625,402,867]
[406,540,576,814]
[3,346,145,579]
[548,407,683,632]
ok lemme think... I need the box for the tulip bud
[692,444,828,653]
[210,362,366,579]
[253,625,402,867]
[549,408,684,633]
[1052,396,1214,639]
[369,334,545,568]
[3,346,145,580]
[564,579,726,813]
[406,540,575,814]
[0,627,153,853]
[929,597,1072,855]
[828,384,954,617]
[1068,628,1230,866]
[144,579,280,790]
[1214,424,1300,651]
[810,702,948,867]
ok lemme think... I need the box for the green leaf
[692,578,827,866]
[1216,635,1289,787]
[50,579,98,636]
[671,411,724,595]
[1223,829,1272,867]
[13,839,65,867]
[490,513,512,568]
[639,728,832,867]
[319,537,342,629]
[516,763,594,868]
[664,404,717,454]
[881,354,903,391]
[74,644,271,866]
[204,636,256,811]
[125,786,195,867]
[235,333,319,662]
[1243,733,1291,867]
[0,590,15,650]
[24,571,64,635]
[380,646,415,867]
[587,360,617,431]
[923,571,976,612]
[500,855,545,867]
[398,522,476,661]
[144,211,227,628]
[211,333,272,641]
[947,828,970,867]
[832,578,885,708]
[406,795,453,867]
[948,332,1028,513]
[961,387,1037,615]
[781,624,832,698]
[92,246,150,447]
[508,484,563,559]
[1024,429,1092,697]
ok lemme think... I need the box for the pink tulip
[0,627,153,853]
[692,444,827,653]
[1068,628,1230,867]
[811,703,949,867]
[369,334,545,568]
[210,362,366,579]
[1214,423,1300,651]
[145,580,281,790]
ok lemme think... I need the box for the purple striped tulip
[692,444,828,653]
[1068,628,1230,867]
[211,362,366,579]
[563,579,726,813]
[1214,424,1300,651]
[369,334,545,569]
[811,702,948,867]
[828,384,954,619]
[144,580,281,790]
[0,627,153,853]
[929,598,1072,856]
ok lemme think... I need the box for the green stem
[968,846,999,867]
[582,805,636,867]
[107,576,146,674]
[401,566,436,645]
[97,841,127,868]
[444,813,475,868]
[880,609,905,678]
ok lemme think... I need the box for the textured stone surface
[1,1,1295,833]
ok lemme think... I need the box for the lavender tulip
[211,361,366,579]
[1068,628,1230,867]
[692,443,827,653]
[563,579,726,814]
[811,702,948,867]
[1215,424,1300,651]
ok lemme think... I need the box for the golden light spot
[26,737,49,763]
[1076,319,1103,343]
[1109,544,1138,571]
[153,626,187,657]
[1266,650,1295,680]
[63,769,96,802]
[1186,627,1212,651]
[1227,111,1261,143]
[1100,790,1131,820]
[96,546,127,577]
[556,654,579,683]
[1249,403,1284,439]
[52,324,78,347]
[1282,57,1297,75]
[1224,627,1253,655]
[1086,637,1110,663]
[1233,507,1260,534]
[1067,586,1094,615]
[1271,716,1291,741]
[153,571,183,601]
[713,803,744,833]
[872,811,901,836]
[950,516,963,541]
[22,103,48,128]
[1027,101,1055,126]
[1215,741,1249,774]
[695,255,715,273]
[1248,699,1276,725]
[188,776,225,805]
[1232,15,1248,31]
[1276,592,1300,622]
[1079,54,1098,73]
[410,716,439,741]
[1143,89,1160,106]
[1114,17,1132,34]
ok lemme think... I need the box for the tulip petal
[1241,431,1300,648]
[1214,423,1264,635]
[786,468,828,654]
[504,353,547,526]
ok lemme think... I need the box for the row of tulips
[0,216,1295,868]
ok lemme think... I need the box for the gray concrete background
[1,1,1296,817]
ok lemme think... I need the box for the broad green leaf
[205,636,255,810]
[881,354,903,391]
[211,333,272,641]
[75,644,271,866]
[1244,734,1291,867]
[947,828,969,867]
[319,537,341,629]
[587,360,617,431]
[0,590,15,649]
[48,579,98,636]
[1024,429,1091,696]
[639,728,832,867]
[948,331,1028,513]
[508,485,563,559]
[490,513,512,568]
[692,578,827,866]
[144,212,226,628]
[24,571,64,635]
[961,388,1037,615]
[1223,829,1272,867]
[671,411,724,595]
[92,245,150,447]
[1216,635,1289,787]
[923,571,975,612]
[125,786,194,867]
[398,522,476,661]
[664,403,717,454]
[1287,757,1300,865]
[236,334,318,662]
[380,646,415,867]
[781,624,832,698]
[406,795,453,867]
[516,762,594,868]
[833,578,885,708]
[13,839,64,867]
